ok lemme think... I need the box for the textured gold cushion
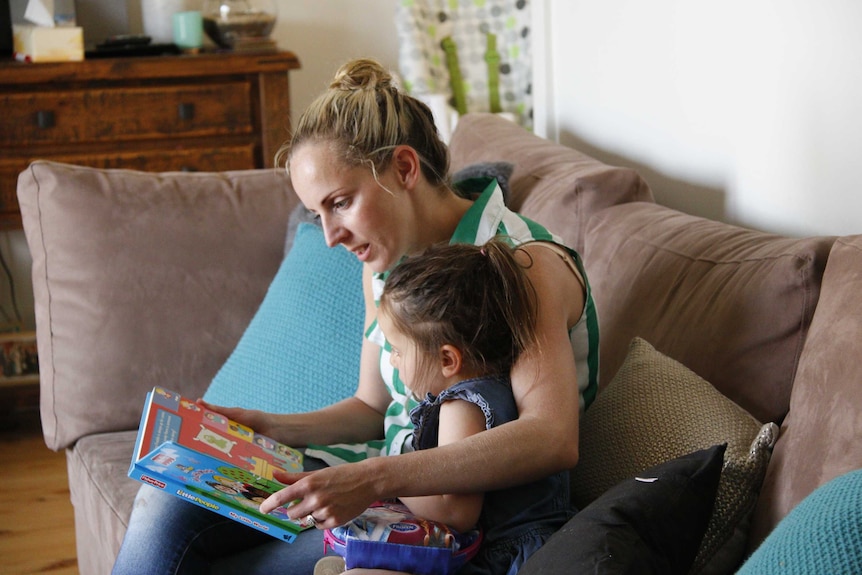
[571,337,779,574]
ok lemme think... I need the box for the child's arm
[398,399,486,532]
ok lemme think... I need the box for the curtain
[395,0,533,134]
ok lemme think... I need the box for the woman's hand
[262,461,386,529]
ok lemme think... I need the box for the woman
[112,58,597,575]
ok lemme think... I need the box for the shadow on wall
[558,129,729,225]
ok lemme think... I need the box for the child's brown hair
[379,238,539,380]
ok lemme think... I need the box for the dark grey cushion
[521,445,726,575]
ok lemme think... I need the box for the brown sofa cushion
[750,234,862,546]
[18,161,296,450]
[584,203,835,425]
[447,113,654,254]
[66,431,140,575]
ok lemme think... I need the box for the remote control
[97,35,152,49]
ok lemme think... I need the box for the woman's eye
[332,198,350,211]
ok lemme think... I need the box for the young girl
[315,238,575,575]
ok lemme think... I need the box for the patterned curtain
[395,0,533,136]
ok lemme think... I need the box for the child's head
[378,238,539,397]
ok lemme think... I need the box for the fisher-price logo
[140,475,166,489]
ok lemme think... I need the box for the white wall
[536,0,862,237]
[137,0,402,118]
[129,0,401,117]
[268,0,400,120]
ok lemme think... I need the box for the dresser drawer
[0,81,254,146]
[1,144,257,216]
[0,51,300,229]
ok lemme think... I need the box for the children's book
[128,386,314,542]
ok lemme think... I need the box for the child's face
[378,310,445,399]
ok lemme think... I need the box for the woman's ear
[392,145,421,189]
[439,344,463,378]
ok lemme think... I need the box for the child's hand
[197,400,278,438]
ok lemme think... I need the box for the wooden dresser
[0,50,300,229]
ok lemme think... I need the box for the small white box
[13,25,84,63]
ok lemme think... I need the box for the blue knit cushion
[204,223,364,413]
[737,468,862,575]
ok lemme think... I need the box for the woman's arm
[398,400,486,532]
[264,247,586,527]
[202,265,391,448]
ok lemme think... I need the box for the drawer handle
[178,102,195,121]
[36,110,55,129]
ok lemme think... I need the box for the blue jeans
[112,459,327,574]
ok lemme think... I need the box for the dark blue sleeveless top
[410,375,575,575]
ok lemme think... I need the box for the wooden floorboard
[0,388,78,575]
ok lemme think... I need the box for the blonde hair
[276,59,449,186]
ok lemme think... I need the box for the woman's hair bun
[330,58,395,92]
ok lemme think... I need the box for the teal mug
[173,10,203,51]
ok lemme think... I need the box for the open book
[128,386,314,542]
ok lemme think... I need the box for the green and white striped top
[305,181,600,466]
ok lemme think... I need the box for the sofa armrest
[17,161,296,450]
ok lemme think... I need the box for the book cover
[128,386,313,541]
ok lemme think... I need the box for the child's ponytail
[480,239,540,366]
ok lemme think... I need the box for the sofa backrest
[448,114,654,254]
[18,161,296,450]
[584,202,835,426]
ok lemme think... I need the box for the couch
[18,113,862,574]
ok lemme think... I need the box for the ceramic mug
[172,10,203,50]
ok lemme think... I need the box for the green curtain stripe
[485,33,502,113]
[441,36,468,116]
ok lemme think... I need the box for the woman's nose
[320,216,346,248]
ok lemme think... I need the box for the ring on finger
[306,513,318,527]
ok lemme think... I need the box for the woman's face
[289,140,413,273]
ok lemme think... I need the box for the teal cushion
[204,222,364,413]
[737,468,862,575]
